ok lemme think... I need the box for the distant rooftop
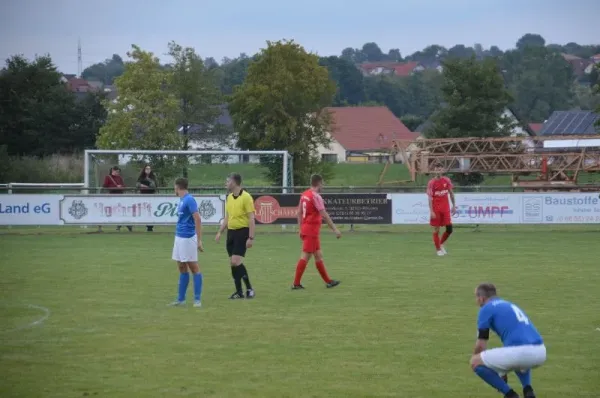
[538,111,599,136]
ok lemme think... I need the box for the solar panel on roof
[539,111,600,136]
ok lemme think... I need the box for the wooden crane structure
[378,135,600,189]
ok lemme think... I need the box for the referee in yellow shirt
[216,173,256,299]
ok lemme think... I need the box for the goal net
[84,149,293,194]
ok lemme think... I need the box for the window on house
[321,154,338,163]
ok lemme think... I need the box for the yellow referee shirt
[226,190,255,230]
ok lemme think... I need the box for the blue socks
[178,273,190,302]
[193,273,203,302]
[516,369,531,388]
[474,366,511,395]
[177,272,203,303]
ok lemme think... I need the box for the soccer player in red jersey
[292,174,341,290]
[427,163,456,256]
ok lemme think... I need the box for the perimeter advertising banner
[59,195,225,225]
[252,194,393,225]
[391,193,600,225]
[0,194,62,225]
[1,193,599,226]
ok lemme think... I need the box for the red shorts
[301,235,321,253]
[430,210,452,227]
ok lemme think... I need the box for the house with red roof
[317,106,418,163]
[528,123,543,134]
[358,62,424,77]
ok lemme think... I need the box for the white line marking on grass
[1,304,50,333]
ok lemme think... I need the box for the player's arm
[427,181,435,218]
[215,210,228,242]
[248,212,255,240]
[315,194,340,238]
[321,210,340,236]
[189,199,203,251]
[473,307,492,355]
[245,195,256,247]
[193,212,202,239]
[473,332,489,355]
[447,178,456,213]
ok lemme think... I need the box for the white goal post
[83,149,293,192]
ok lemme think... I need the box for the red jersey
[299,189,325,236]
[427,176,453,212]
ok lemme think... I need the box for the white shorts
[481,344,546,375]
[172,235,198,263]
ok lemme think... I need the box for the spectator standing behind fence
[102,166,132,232]
[137,164,157,232]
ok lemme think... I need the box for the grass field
[1,225,599,397]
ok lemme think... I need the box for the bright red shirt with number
[427,177,453,212]
[300,189,325,236]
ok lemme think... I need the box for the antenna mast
[77,38,82,77]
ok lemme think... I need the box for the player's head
[475,283,497,307]
[432,162,443,177]
[226,173,242,192]
[110,166,121,176]
[174,177,189,197]
[310,174,324,192]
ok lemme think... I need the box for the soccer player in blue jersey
[470,283,546,398]
[169,178,204,307]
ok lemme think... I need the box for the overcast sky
[1,0,599,73]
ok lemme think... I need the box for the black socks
[239,264,252,290]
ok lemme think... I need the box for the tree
[361,42,385,62]
[168,42,222,146]
[319,56,365,105]
[489,46,504,58]
[428,56,513,138]
[0,55,92,156]
[68,92,107,150]
[82,54,125,84]
[502,46,574,122]
[217,53,253,95]
[363,71,442,120]
[400,114,424,131]
[516,34,546,50]
[229,40,336,186]
[387,49,402,62]
[447,44,475,59]
[97,45,181,184]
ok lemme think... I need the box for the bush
[0,152,84,184]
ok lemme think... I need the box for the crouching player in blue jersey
[169,178,204,307]
[470,283,546,398]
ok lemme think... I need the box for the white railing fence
[4,183,85,194]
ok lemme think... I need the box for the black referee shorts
[226,227,249,257]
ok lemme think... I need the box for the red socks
[440,232,450,245]
[315,260,332,283]
[433,232,441,250]
[293,259,308,286]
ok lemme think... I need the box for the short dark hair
[111,166,120,172]
[175,178,189,190]
[311,174,323,187]
[228,173,242,186]
[476,283,497,298]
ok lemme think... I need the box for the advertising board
[59,195,225,225]
[252,194,392,225]
[0,195,61,225]
[391,193,600,224]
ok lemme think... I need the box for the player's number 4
[511,304,530,325]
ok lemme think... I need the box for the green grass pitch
[1,225,599,397]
